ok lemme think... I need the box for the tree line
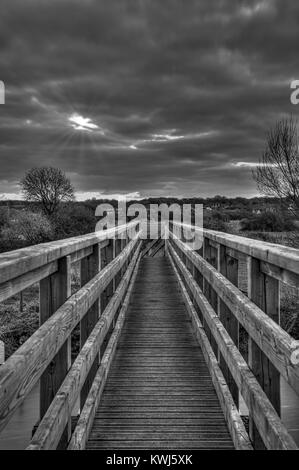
[0,116,298,251]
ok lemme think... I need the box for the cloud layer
[0,0,298,198]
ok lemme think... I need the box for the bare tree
[253,117,299,215]
[20,167,75,216]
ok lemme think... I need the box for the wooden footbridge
[0,220,299,450]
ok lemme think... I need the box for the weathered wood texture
[172,222,299,285]
[39,255,72,448]
[68,253,141,450]
[27,246,141,450]
[2,221,299,451]
[39,256,72,420]
[202,228,299,275]
[167,241,298,450]
[0,235,140,433]
[248,256,280,449]
[80,244,101,409]
[86,258,234,450]
[169,232,299,396]
[0,222,138,286]
[217,245,239,407]
[167,246,252,450]
[141,239,165,258]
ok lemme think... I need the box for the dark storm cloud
[0,0,299,198]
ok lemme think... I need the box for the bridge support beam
[192,246,204,323]
[217,245,239,408]
[80,244,101,409]
[39,255,72,448]
[203,238,218,356]
[248,256,280,449]
[101,239,116,354]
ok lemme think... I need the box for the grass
[0,286,39,358]
[0,264,81,360]
[225,225,299,359]
[280,286,299,338]
[238,230,299,340]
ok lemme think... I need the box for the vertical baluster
[196,244,204,291]
[39,255,71,448]
[185,254,193,298]
[113,237,123,327]
[114,238,123,290]
[100,239,115,355]
[20,291,23,313]
[193,256,203,323]
[202,238,210,337]
[248,256,280,449]
[80,244,101,408]
[203,238,218,354]
[101,240,115,311]
[193,243,204,320]
[217,245,239,407]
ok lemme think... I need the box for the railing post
[20,291,23,313]
[192,244,204,323]
[0,340,4,364]
[248,256,280,449]
[80,244,101,408]
[123,231,129,271]
[217,245,239,407]
[195,244,204,290]
[203,238,218,355]
[101,239,115,311]
[114,238,123,290]
[39,255,71,447]
[185,254,194,300]
[100,239,115,354]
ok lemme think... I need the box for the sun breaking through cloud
[0,0,299,198]
[69,113,100,132]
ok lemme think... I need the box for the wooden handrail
[1,219,299,450]
[168,222,299,450]
[167,240,297,450]
[0,224,141,438]
[68,251,142,450]
[172,221,299,278]
[0,221,138,286]
[169,232,299,393]
[27,242,142,450]
[167,248,253,450]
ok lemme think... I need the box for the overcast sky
[0,0,298,200]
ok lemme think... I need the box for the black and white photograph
[0,0,299,455]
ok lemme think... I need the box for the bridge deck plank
[86,258,234,450]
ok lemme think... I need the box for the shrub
[1,210,54,247]
[0,207,9,229]
[280,287,299,338]
[203,210,227,231]
[240,210,294,232]
[52,203,96,238]
[0,300,39,358]
[224,208,252,221]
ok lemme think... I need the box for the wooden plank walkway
[86,257,234,450]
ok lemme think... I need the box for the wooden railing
[1,218,299,450]
[0,221,142,450]
[167,222,299,450]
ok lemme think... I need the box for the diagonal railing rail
[0,221,142,449]
[167,222,299,450]
[1,219,299,450]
